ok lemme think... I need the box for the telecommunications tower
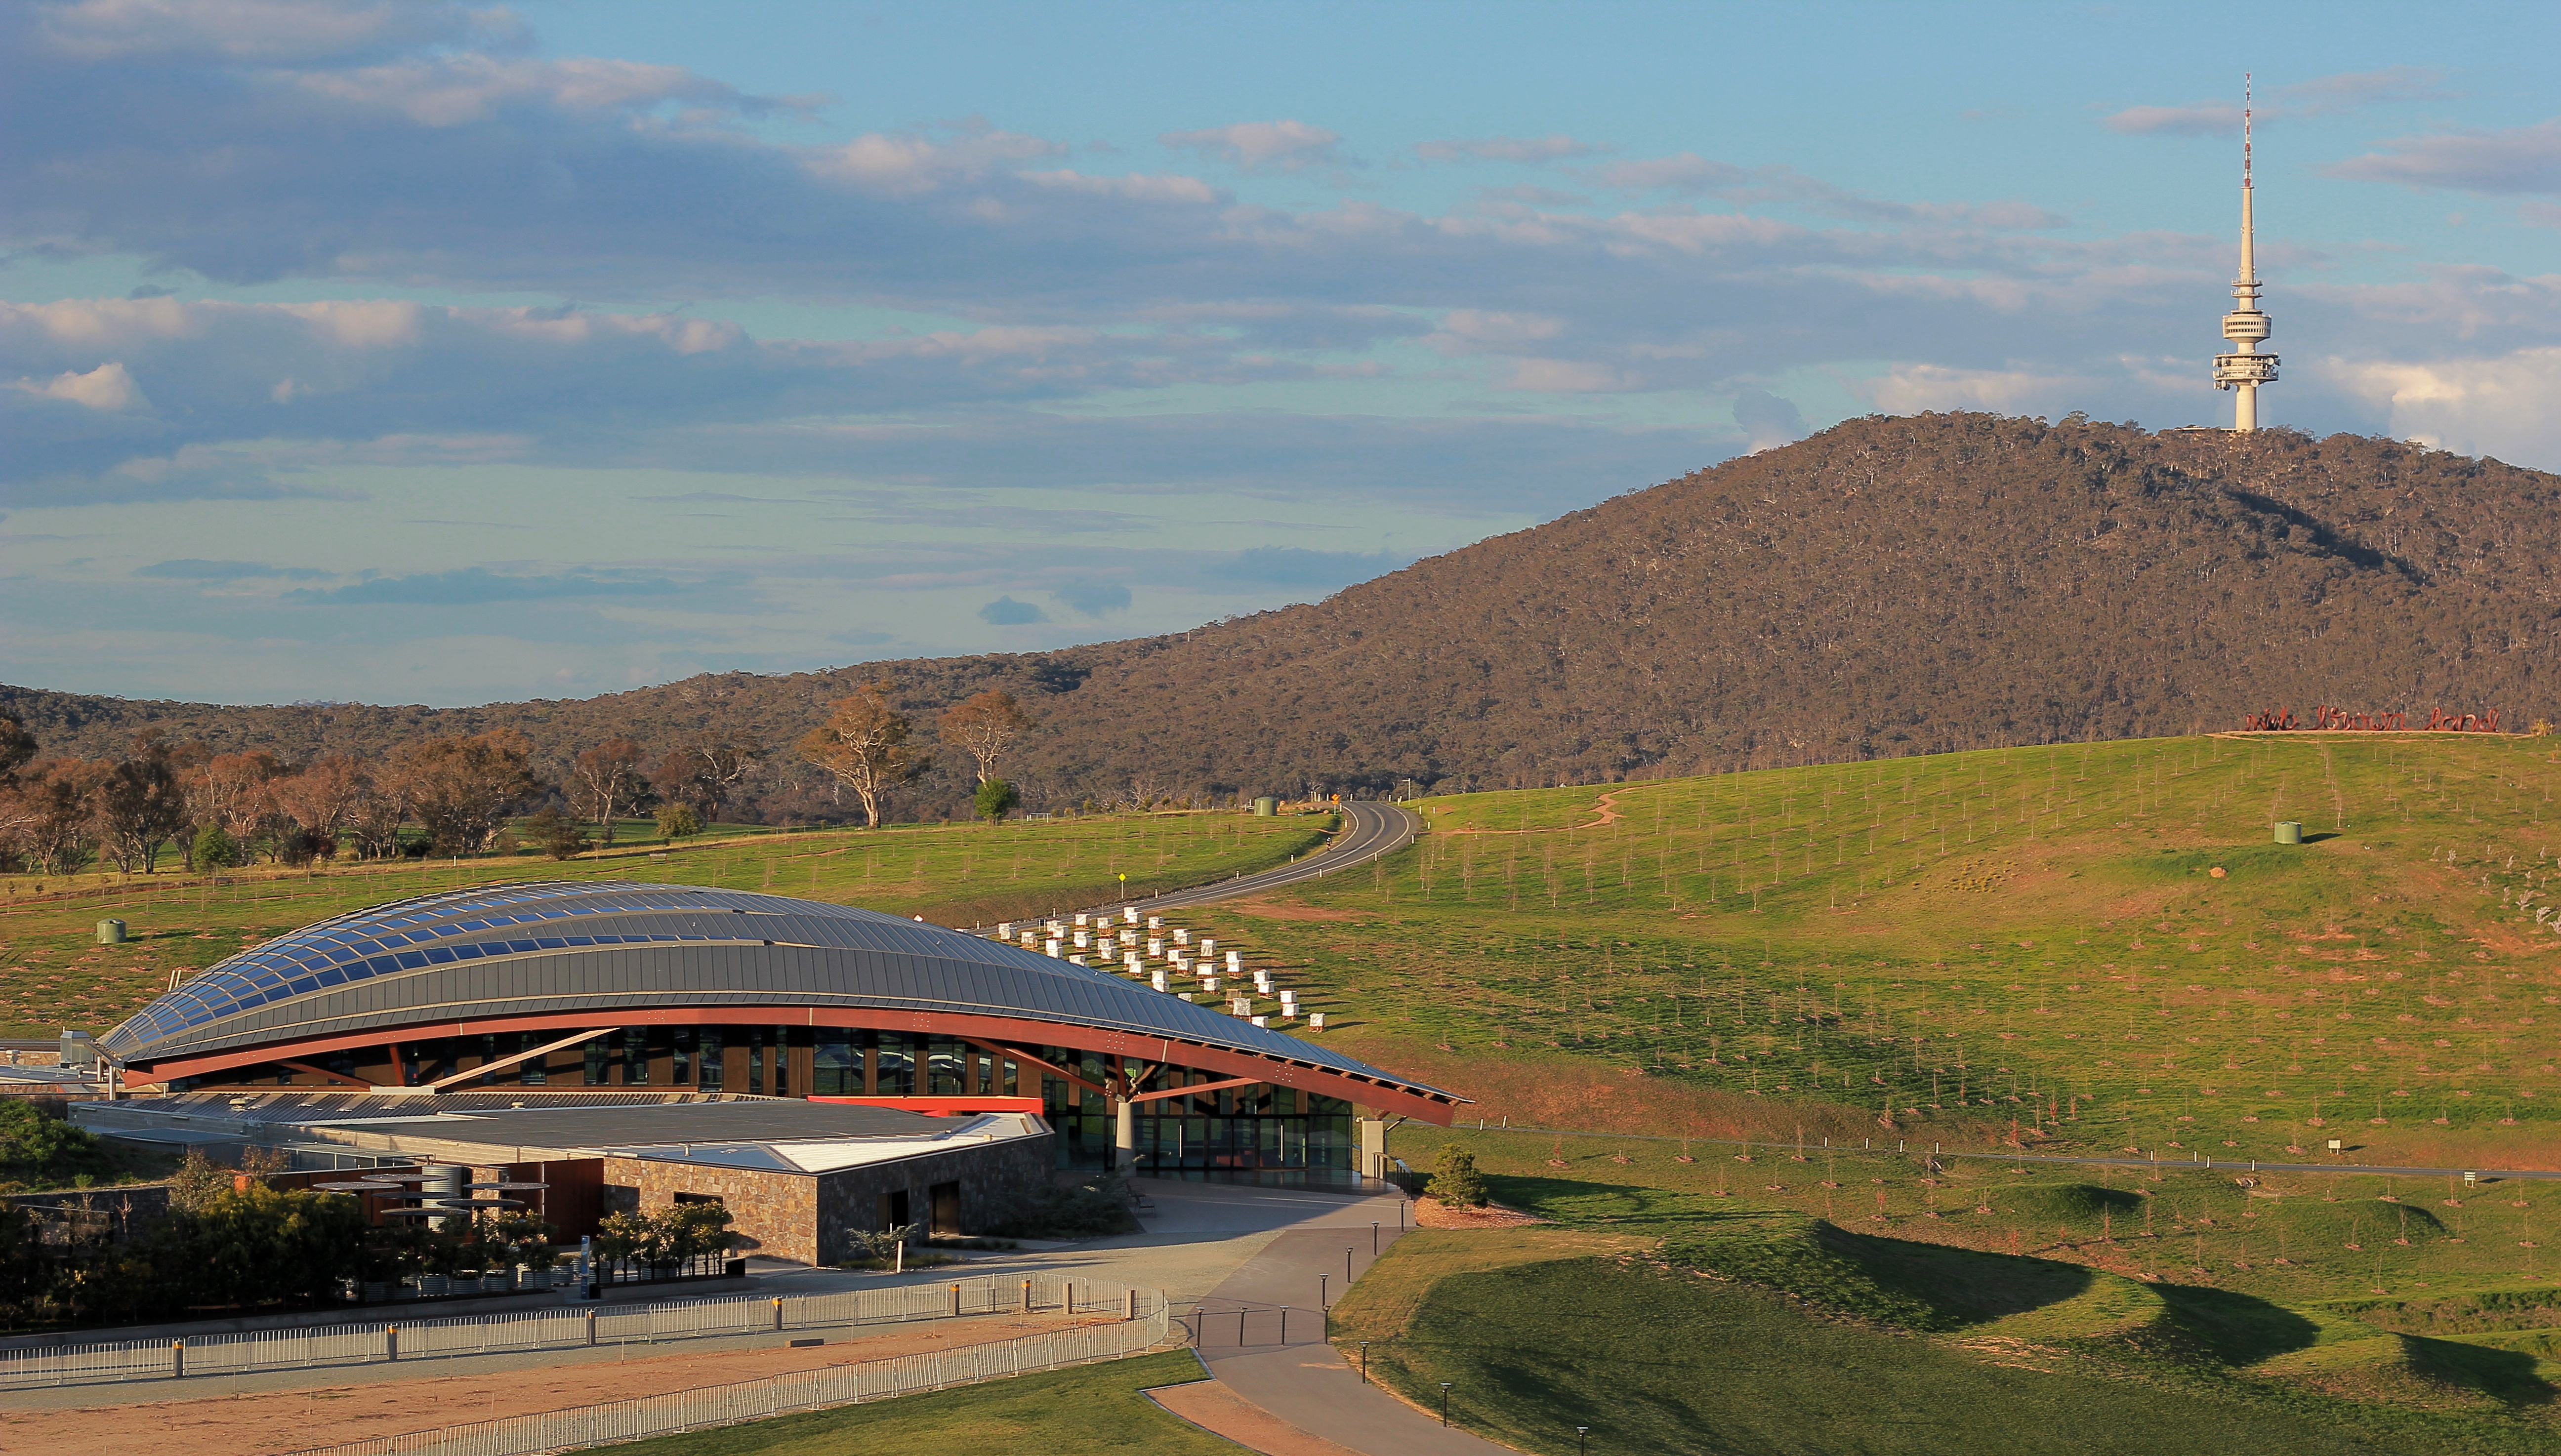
[2212,75,2278,430]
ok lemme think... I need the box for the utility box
[1252,797,1278,817]
[58,1029,99,1071]
[2273,821,2304,845]
[95,919,126,945]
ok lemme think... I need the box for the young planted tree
[940,689,1033,786]
[800,683,921,829]
[974,777,1022,825]
[1425,1144,1489,1208]
[568,737,651,844]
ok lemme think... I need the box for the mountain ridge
[7,412,2556,817]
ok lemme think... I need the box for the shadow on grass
[2155,1284,2323,1365]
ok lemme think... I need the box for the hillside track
[1092,802,1418,918]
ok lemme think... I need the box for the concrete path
[17,1173,1509,1456]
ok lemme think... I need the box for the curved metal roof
[101,881,1445,1101]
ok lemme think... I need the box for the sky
[5,0,2558,709]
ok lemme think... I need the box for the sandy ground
[7,1311,1117,1456]
[1410,1197,1547,1229]
[1149,1377,1370,1456]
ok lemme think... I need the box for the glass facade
[196,1025,1362,1183]
[1034,1049,1358,1185]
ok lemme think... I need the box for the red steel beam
[128,1005,1465,1122]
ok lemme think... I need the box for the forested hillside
[8,412,2557,821]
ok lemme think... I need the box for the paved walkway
[20,1175,1505,1454]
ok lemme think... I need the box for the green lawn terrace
[1194,733,2561,1169]
[0,809,1325,1041]
[1338,1134,2561,1454]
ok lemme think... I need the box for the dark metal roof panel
[102,881,1441,1098]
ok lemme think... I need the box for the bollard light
[1359,1340,1370,1382]
[1440,1382,1453,1426]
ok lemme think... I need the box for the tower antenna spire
[2213,72,2277,430]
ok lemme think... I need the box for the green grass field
[583,1349,1229,1456]
[0,810,1325,1038]
[1331,1148,2561,1454]
[1188,733,2561,1172]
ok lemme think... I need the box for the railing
[271,1287,1171,1456]
[0,1272,1152,1390]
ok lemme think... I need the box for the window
[698,1030,724,1091]
[622,1028,650,1085]
[816,1036,857,1096]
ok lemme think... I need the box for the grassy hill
[1185,730,2561,1173]
[11,413,2561,820]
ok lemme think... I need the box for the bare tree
[20,762,104,874]
[269,755,368,863]
[650,737,759,826]
[187,750,285,847]
[939,689,1033,786]
[568,738,651,844]
[798,683,919,829]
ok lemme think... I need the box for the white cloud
[14,360,148,410]
[33,0,482,63]
[2324,348,2561,465]
[2106,67,2451,137]
[2329,120,2561,196]
[295,53,773,127]
[1864,364,2085,415]
[1414,135,1605,164]
[1160,120,1345,173]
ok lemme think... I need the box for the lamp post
[1371,1220,1380,1254]
[1440,1382,1452,1426]
[1319,1274,1328,1309]
[1358,1341,1369,1382]
[1576,1427,1590,1455]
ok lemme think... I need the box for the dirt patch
[1148,1379,1366,1456]
[1412,1197,1549,1229]
[11,1311,1116,1456]
[1224,901,1370,923]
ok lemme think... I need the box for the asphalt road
[1089,800,1418,917]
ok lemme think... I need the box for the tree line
[0,687,1040,876]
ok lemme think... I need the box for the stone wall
[811,1132,1055,1265]
[598,1131,1055,1267]
[600,1157,820,1263]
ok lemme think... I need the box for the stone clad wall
[601,1157,820,1264]
[813,1133,1056,1265]
[600,1131,1055,1267]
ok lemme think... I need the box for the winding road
[1102,800,1419,917]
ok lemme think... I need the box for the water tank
[2274,821,2304,845]
[1253,797,1278,817]
[95,919,126,945]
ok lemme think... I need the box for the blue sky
[5,0,2557,708]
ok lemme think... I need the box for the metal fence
[0,1272,1153,1390]
[271,1289,1172,1456]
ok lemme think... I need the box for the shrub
[1425,1144,1487,1208]
[0,1101,120,1193]
[522,809,591,861]
[186,823,240,872]
[975,778,1022,824]
[656,803,703,839]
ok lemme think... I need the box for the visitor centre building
[95,881,1462,1183]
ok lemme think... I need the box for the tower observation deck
[2212,77,2277,431]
